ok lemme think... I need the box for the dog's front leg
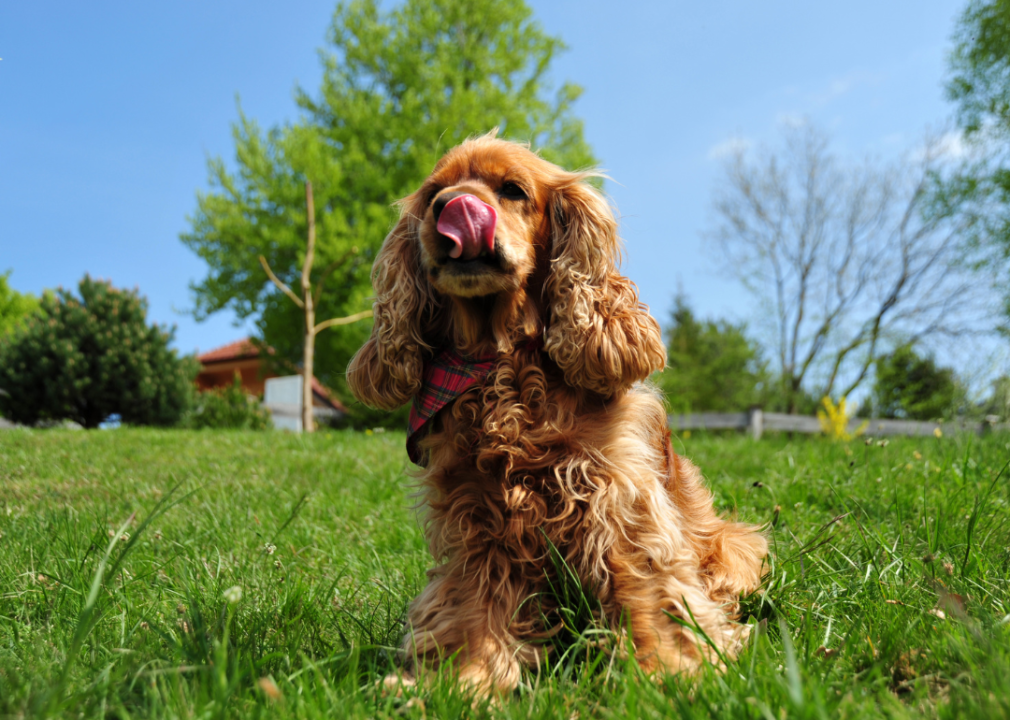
[666,454,768,608]
[401,559,524,695]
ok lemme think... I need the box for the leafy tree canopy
[0,271,40,337]
[943,0,1010,322]
[0,276,197,428]
[182,0,597,410]
[657,295,768,414]
[948,0,1010,137]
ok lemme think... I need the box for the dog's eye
[500,182,527,201]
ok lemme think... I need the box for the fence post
[748,407,764,440]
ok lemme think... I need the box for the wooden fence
[669,409,1010,440]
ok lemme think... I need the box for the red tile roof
[198,338,267,364]
[309,378,344,410]
[197,337,347,413]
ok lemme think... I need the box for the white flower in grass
[222,586,243,605]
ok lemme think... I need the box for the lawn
[1,427,1009,718]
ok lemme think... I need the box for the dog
[347,134,767,694]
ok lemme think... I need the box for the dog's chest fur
[418,348,670,601]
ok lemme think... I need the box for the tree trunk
[788,376,801,415]
[302,182,316,433]
[303,309,315,433]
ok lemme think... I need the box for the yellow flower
[682,430,692,439]
[934,428,943,438]
[817,396,868,442]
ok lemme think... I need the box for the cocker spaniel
[347,134,767,693]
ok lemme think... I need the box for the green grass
[1,427,1009,718]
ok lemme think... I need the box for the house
[196,338,347,418]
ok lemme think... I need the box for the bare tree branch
[710,122,991,412]
[259,255,304,309]
[314,309,374,333]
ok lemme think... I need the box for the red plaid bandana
[407,348,496,466]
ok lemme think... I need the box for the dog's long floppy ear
[543,176,666,397]
[347,194,434,410]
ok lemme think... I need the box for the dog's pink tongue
[437,195,497,260]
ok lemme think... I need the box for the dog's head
[347,135,665,409]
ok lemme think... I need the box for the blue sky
[1,1,969,360]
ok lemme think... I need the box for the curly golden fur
[347,134,767,694]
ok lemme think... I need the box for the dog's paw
[379,672,416,698]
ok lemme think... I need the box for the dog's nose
[432,191,464,222]
[435,194,497,260]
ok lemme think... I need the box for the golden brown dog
[347,134,767,693]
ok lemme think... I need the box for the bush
[868,344,961,420]
[184,375,272,430]
[0,276,197,428]
[657,295,768,413]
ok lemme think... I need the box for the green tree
[869,344,960,420]
[943,0,1010,324]
[657,295,767,414]
[0,271,39,337]
[0,276,197,429]
[182,0,596,415]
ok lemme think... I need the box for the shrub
[869,344,961,420]
[657,295,768,413]
[185,375,272,430]
[983,375,1010,421]
[0,276,197,428]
